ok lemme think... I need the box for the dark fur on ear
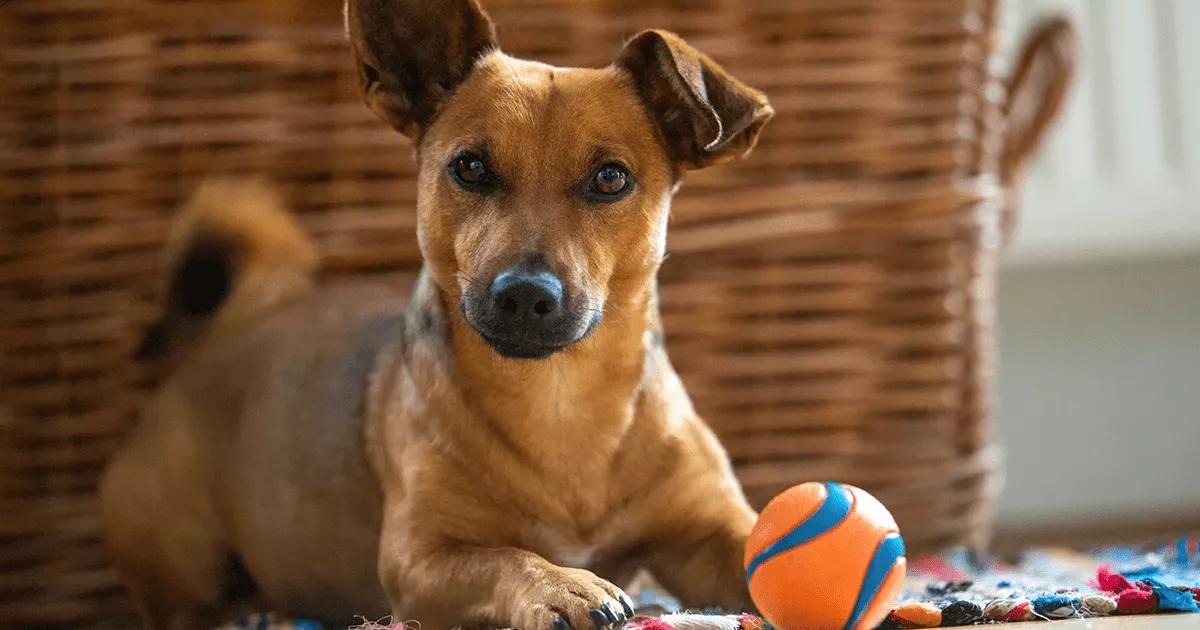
[345,0,498,138]
[616,29,773,171]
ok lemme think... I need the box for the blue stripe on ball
[841,532,905,630]
[745,482,854,582]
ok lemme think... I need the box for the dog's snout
[490,268,563,321]
[463,262,598,359]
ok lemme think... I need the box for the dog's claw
[618,594,635,618]
[589,607,612,628]
[552,615,572,630]
[604,602,624,625]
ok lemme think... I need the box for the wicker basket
[1,0,1071,626]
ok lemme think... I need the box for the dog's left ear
[345,0,498,138]
[616,29,773,171]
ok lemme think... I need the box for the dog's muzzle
[461,262,599,359]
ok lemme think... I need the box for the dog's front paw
[513,567,635,630]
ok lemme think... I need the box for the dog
[99,0,774,628]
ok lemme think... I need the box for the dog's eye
[594,166,628,194]
[584,163,633,202]
[448,152,498,192]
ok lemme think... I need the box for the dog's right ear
[344,0,498,138]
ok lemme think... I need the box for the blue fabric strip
[842,533,905,630]
[745,482,854,582]
[1144,577,1200,612]
[1031,593,1075,614]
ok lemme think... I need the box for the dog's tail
[136,178,317,361]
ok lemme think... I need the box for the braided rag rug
[231,539,1200,630]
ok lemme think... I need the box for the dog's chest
[513,464,621,569]
[530,523,603,569]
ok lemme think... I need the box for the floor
[1008,616,1199,628]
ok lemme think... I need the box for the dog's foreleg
[645,502,757,612]
[637,421,758,613]
[378,534,635,629]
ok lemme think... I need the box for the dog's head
[346,0,772,359]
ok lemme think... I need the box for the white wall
[1001,0,1200,267]
[992,0,1200,529]
[994,255,1200,527]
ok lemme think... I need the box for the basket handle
[1000,17,1078,242]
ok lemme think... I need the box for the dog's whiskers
[599,301,623,315]
[454,270,482,291]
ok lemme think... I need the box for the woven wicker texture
[2,0,1023,625]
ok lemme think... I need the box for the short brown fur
[101,1,773,628]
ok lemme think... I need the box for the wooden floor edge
[991,508,1200,557]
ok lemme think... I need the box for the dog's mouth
[460,300,603,360]
[477,330,570,360]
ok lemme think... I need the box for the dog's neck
[409,269,657,443]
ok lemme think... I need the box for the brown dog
[99,0,773,628]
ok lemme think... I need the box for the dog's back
[101,181,397,624]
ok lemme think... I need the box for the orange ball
[744,482,906,630]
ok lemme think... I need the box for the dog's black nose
[490,267,563,321]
